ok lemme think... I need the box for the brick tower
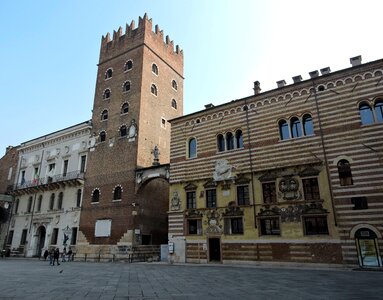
[78,14,183,256]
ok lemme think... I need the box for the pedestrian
[62,247,67,262]
[43,249,49,260]
[49,248,54,265]
[52,248,60,266]
[67,247,73,262]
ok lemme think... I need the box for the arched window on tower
[374,100,383,123]
[152,63,158,75]
[188,138,197,158]
[92,189,100,203]
[359,102,374,125]
[337,159,353,186]
[217,134,225,152]
[290,117,302,138]
[279,120,289,140]
[99,131,106,142]
[120,125,127,137]
[113,186,122,200]
[151,84,158,96]
[303,114,314,135]
[123,81,131,92]
[105,68,113,79]
[171,99,177,109]
[235,130,244,148]
[226,132,234,150]
[101,110,108,121]
[172,80,178,90]
[124,60,133,71]
[103,89,111,100]
[121,103,129,114]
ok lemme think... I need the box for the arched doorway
[355,228,382,267]
[35,226,46,258]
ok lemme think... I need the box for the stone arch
[333,155,354,166]
[350,224,382,239]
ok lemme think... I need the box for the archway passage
[355,228,382,267]
[35,226,46,258]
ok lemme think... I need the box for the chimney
[204,103,214,109]
[292,75,302,83]
[350,55,362,67]
[320,67,331,75]
[276,80,286,88]
[253,81,261,95]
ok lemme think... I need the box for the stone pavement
[0,259,382,299]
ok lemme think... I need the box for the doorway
[208,238,221,262]
[355,228,381,267]
[35,226,46,257]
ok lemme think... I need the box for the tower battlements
[99,14,183,66]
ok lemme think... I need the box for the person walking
[52,248,60,266]
[49,248,54,265]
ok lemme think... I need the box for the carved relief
[205,209,222,235]
[170,191,181,211]
[278,177,301,201]
[213,159,233,181]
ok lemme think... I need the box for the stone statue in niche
[170,191,180,211]
[152,145,160,166]
[278,177,301,201]
[128,119,137,140]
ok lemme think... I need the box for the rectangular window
[206,189,216,208]
[161,118,166,129]
[186,191,196,209]
[20,229,28,245]
[262,182,276,204]
[351,197,368,210]
[76,189,82,207]
[71,227,78,245]
[51,228,59,244]
[20,170,26,185]
[302,178,320,200]
[63,160,68,176]
[80,155,86,173]
[237,185,249,205]
[303,216,329,235]
[7,230,14,245]
[37,196,42,212]
[187,219,202,235]
[260,218,280,235]
[27,197,33,213]
[224,217,244,234]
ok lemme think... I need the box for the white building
[8,121,91,257]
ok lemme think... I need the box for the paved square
[0,259,382,299]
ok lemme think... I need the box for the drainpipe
[243,98,257,228]
[311,81,338,226]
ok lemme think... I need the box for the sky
[1,0,382,156]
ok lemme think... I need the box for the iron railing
[14,171,84,190]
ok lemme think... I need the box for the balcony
[13,171,84,195]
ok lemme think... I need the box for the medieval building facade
[77,14,183,258]
[7,121,91,257]
[168,57,383,267]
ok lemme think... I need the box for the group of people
[43,247,73,266]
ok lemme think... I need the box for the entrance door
[355,228,381,267]
[208,238,221,262]
[36,226,46,257]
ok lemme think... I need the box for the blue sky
[1,0,382,155]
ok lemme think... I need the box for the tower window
[92,189,100,203]
[113,186,122,200]
[374,100,383,123]
[338,159,353,186]
[359,102,374,125]
[99,131,106,142]
[188,138,197,158]
[105,68,113,79]
[172,80,178,90]
[123,81,131,92]
[124,60,133,71]
[103,89,111,100]
[152,63,158,75]
[279,120,289,140]
[290,117,302,138]
[171,99,177,109]
[161,118,166,129]
[226,132,234,150]
[101,110,108,121]
[303,114,314,135]
[217,134,225,152]
[120,125,127,137]
[121,103,129,114]
[235,130,244,148]
[151,84,158,96]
